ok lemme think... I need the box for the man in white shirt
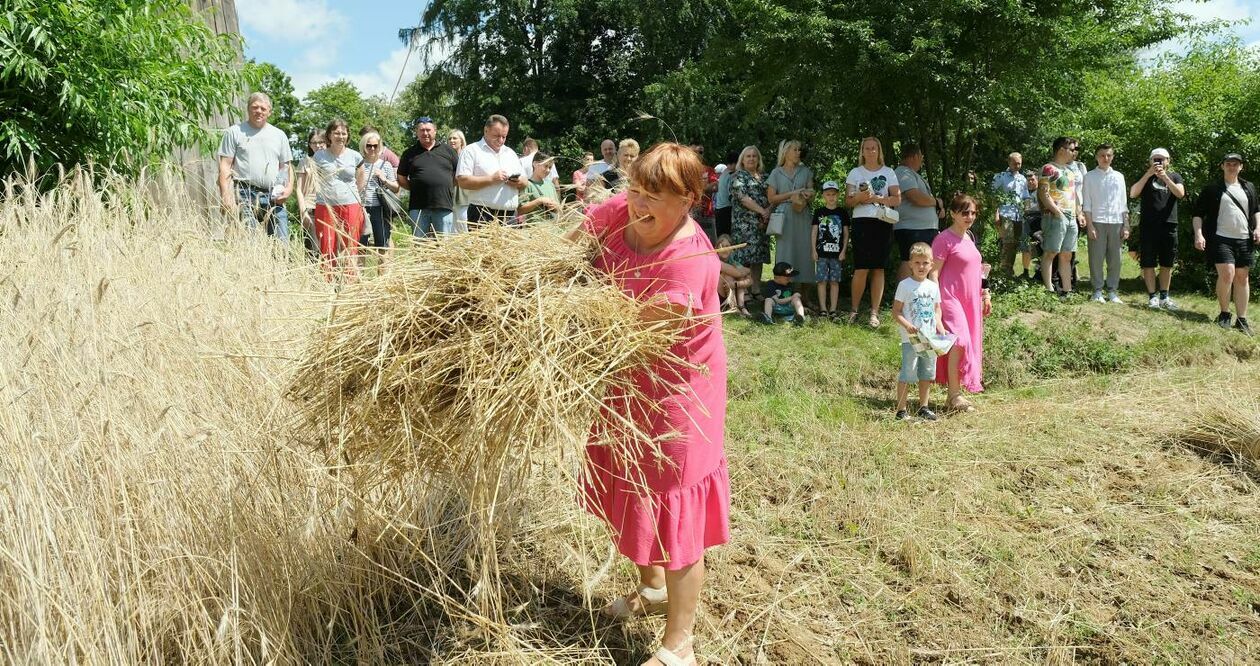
[519,137,560,192]
[216,92,294,240]
[1082,144,1129,303]
[456,114,528,224]
[585,139,616,179]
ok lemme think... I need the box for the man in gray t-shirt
[217,92,294,241]
[893,144,944,279]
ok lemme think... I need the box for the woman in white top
[299,118,365,281]
[448,130,470,229]
[845,136,902,327]
[359,131,401,258]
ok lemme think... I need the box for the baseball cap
[410,116,435,127]
[772,261,799,277]
[821,180,840,192]
[1222,152,1244,163]
[1149,148,1170,160]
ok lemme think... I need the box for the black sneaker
[1216,312,1233,329]
[760,313,774,325]
[1235,318,1253,337]
[792,315,805,327]
[917,406,938,421]
[895,409,911,421]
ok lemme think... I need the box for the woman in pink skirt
[932,193,990,411]
[571,143,729,666]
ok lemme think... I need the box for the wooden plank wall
[173,0,242,212]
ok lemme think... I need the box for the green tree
[244,60,300,141]
[0,0,245,175]
[295,80,370,139]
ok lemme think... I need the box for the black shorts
[1209,236,1255,267]
[894,228,939,261]
[715,207,732,238]
[1139,224,1178,268]
[851,217,894,270]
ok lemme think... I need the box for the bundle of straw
[286,220,680,490]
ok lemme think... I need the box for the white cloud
[236,0,345,43]
[290,39,455,99]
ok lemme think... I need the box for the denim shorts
[772,300,796,316]
[899,342,936,383]
[815,257,843,282]
[1041,212,1078,253]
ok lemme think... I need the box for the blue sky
[237,0,1260,98]
[236,0,437,98]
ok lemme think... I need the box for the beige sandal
[947,395,976,413]
[602,584,668,620]
[650,635,696,666]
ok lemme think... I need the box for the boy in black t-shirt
[761,262,807,326]
[811,181,850,318]
[1131,147,1186,309]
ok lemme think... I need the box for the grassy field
[1,172,1257,664]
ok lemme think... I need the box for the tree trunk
[173,0,242,213]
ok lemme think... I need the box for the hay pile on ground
[1172,400,1260,474]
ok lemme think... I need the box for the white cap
[714,163,728,174]
[821,180,841,191]
[1150,148,1170,160]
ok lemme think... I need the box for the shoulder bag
[366,162,405,218]
[767,211,786,236]
[874,204,900,225]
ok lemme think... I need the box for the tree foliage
[0,0,245,174]
[294,80,408,153]
[408,0,1210,191]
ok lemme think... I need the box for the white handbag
[874,204,899,225]
[767,211,786,236]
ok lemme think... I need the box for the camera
[508,173,520,182]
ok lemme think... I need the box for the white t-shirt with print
[846,165,900,220]
[1217,182,1251,240]
[893,276,940,344]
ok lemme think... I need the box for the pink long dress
[933,228,985,393]
[581,192,730,570]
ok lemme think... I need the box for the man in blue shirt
[991,152,1032,277]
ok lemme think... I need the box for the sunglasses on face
[365,143,380,148]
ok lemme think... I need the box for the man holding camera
[1130,148,1186,309]
[456,114,528,225]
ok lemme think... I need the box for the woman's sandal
[649,635,696,666]
[868,312,880,328]
[602,584,668,620]
[947,395,976,413]
[847,311,859,324]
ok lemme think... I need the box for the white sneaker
[1148,295,1160,309]
[1109,292,1124,304]
[1091,291,1105,303]
[1160,296,1179,311]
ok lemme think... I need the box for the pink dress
[933,228,985,393]
[581,192,730,570]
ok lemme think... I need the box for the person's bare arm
[217,156,235,211]
[902,186,934,207]
[457,171,506,189]
[1038,180,1060,218]
[278,162,293,200]
[1165,174,1186,198]
[892,299,915,333]
[880,185,902,208]
[397,172,410,190]
[845,184,872,208]
[355,165,366,194]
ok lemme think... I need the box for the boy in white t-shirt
[892,242,948,421]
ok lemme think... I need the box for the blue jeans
[235,184,289,242]
[410,208,455,237]
[899,343,936,383]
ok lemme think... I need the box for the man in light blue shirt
[991,152,1031,276]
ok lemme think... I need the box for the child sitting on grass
[761,261,806,326]
[716,233,754,315]
[892,242,947,421]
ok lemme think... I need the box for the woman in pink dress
[932,193,991,411]
[570,143,729,666]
